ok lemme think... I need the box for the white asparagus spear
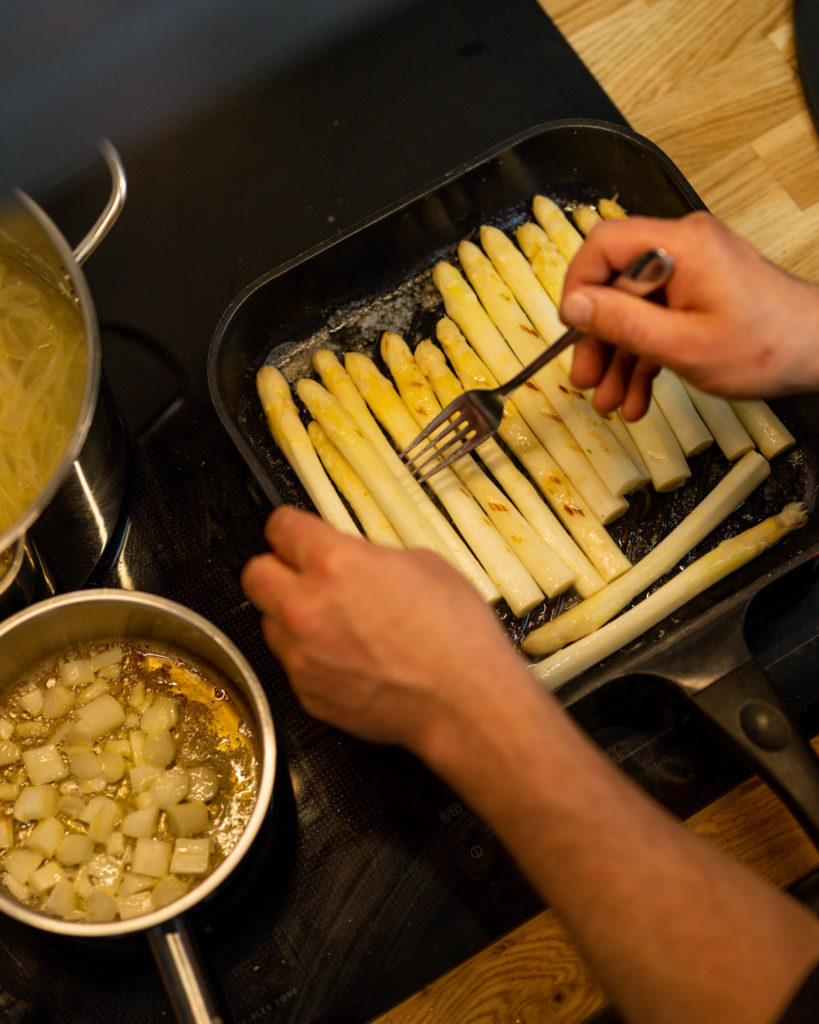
[652,369,714,457]
[311,349,500,602]
[598,197,628,219]
[458,239,644,496]
[599,412,651,483]
[436,316,628,586]
[682,383,754,461]
[515,221,568,306]
[521,449,771,655]
[531,501,807,691]
[729,399,795,460]
[344,352,543,615]
[619,400,692,492]
[256,366,360,536]
[413,338,577,598]
[571,204,602,235]
[296,379,457,557]
[532,195,584,261]
[380,332,547,609]
[433,261,627,523]
[306,421,404,549]
[479,225,682,491]
[480,224,565,343]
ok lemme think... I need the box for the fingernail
[562,291,594,329]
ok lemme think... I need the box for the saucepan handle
[147,916,230,1024]
[691,658,819,848]
[72,139,127,265]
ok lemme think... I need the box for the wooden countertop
[373,1,819,1021]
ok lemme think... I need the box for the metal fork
[401,247,674,482]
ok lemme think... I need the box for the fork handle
[497,247,675,398]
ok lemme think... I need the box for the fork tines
[400,406,478,481]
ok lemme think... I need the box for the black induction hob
[5,2,819,1022]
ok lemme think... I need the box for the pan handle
[147,916,230,1024]
[72,140,127,265]
[691,658,819,848]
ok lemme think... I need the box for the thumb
[561,286,687,363]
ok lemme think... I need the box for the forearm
[421,666,819,1024]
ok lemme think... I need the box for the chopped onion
[89,648,123,673]
[57,835,95,866]
[58,659,95,688]
[25,817,64,858]
[76,695,126,740]
[19,689,44,715]
[42,686,75,719]
[132,837,172,878]
[122,806,159,839]
[0,740,21,767]
[14,785,59,821]
[166,801,209,837]
[170,838,211,876]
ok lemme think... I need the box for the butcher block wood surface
[371,1,819,1022]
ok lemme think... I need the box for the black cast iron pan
[208,119,819,845]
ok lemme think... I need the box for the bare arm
[560,211,819,420]
[241,507,819,1024]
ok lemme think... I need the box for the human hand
[560,211,819,419]
[240,506,528,752]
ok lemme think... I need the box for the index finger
[563,215,687,294]
[263,504,349,570]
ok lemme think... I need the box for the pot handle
[147,916,231,1024]
[691,657,819,849]
[72,139,127,266]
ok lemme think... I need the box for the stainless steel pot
[0,589,277,1023]
[0,142,128,611]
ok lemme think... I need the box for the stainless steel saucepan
[0,143,128,614]
[0,589,277,1024]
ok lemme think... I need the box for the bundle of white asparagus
[255,192,801,689]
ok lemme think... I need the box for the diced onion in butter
[59,659,95,687]
[116,890,153,921]
[14,785,58,821]
[122,806,159,839]
[22,745,67,786]
[42,686,75,719]
[0,819,13,849]
[166,801,209,837]
[143,730,176,768]
[89,648,123,673]
[152,875,189,909]
[132,837,172,878]
[86,887,118,922]
[57,834,95,866]
[140,697,179,734]
[151,769,189,809]
[43,877,76,918]
[5,847,43,885]
[118,872,154,898]
[170,838,211,876]
[26,817,64,858]
[76,696,126,740]
[29,860,66,896]
[19,689,43,715]
[0,741,21,767]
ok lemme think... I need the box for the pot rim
[0,588,277,938]
[0,190,102,556]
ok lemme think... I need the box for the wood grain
[372,1,819,1020]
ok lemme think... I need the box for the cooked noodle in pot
[0,255,86,536]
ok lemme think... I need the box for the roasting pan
[209,119,819,844]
